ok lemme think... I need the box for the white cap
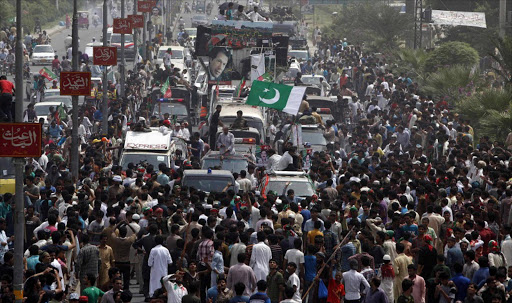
[383,254,391,261]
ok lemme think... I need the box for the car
[181,169,235,193]
[155,45,185,66]
[201,151,250,173]
[0,158,15,194]
[217,103,266,144]
[184,28,197,40]
[84,42,103,60]
[33,101,67,126]
[191,15,208,27]
[259,171,315,199]
[302,75,328,95]
[31,45,55,65]
[276,124,327,153]
[44,89,61,98]
[42,95,72,108]
[216,127,260,156]
[109,33,135,61]
[287,49,309,62]
[152,100,189,123]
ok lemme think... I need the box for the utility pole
[133,0,138,64]
[120,0,126,98]
[71,0,79,180]
[102,0,109,135]
[499,0,506,38]
[143,12,147,61]
[13,0,25,301]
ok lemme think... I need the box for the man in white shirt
[250,231,272,282]
[343,259,370,301]
[265,149,281,174]
[238,170,252,193]
[286,262,301,303]
[247,6,267,21]
[217,126,235,155]
[276,147,297,171]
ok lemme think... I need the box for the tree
[456,89,512,140]
[395,48,429,81]
[423,41,479,72]
[489,36,512,86]
[323,3,413,51]
[422,65,481,102]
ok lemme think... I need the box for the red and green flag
[161,77,172,98]
[54,105,68,124]
[233,77,245,97]
[257,72,273,82]
[39,67,58,81]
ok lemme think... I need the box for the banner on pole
[0,123,42,157]
[431,10,487,28]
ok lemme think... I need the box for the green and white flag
[246,81,306,115]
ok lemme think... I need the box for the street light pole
[142,12,147,61]
[120,0,126,98]
[133,0,138,64]
[13,0,25,301]
[71,0,79,181]
[102,0,109,135]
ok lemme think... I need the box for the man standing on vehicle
[0,75,15,122]
[209,105,224,148]
[217,126,235,155]
[231,110,248,129]
[164,48,172,69]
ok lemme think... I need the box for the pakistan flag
[246,81,307,115]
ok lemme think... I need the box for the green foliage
[1,0,74,33]
[322,3,413,51]
[489,36,512,86]
[423,41,479,72]
[395,48,429,81]
[422,65,481,102]
[456,89,512,141]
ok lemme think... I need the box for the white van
[119,128,187,170]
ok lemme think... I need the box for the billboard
[207,47,233,85]
[209,20,273,49]
[431,10,487,28]
[0,123,42,157]
[60,72,92,96]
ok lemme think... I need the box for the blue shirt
[48,125,62,138]
[229,296,250,303]
[341,242,356,272]
[207,286,218,303]
[304,255,317,282]
[446,247,464,275]
[401,224,418,236]
[249,292,271,303]
[472,267,489,287]
[451,273,470,301]
[27,255,40,271]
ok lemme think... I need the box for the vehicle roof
[86,42,103,47]
[267,175,311,181]
[159,45,184,51]
[44,89,60,93]
[34,45,53,49]
[216,126,259,134]
[306,96,333,101]
[183,169,234,177]
[302,75,323,78]
[124,129,171,151]
[202,151,248,159]
[219,105,264,119]
[34,101,63,106]
[300,124,320,129]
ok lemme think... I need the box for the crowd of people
[1,5,512,303]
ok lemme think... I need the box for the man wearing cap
[148,235,173,297]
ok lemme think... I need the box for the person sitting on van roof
[231,110,248,129]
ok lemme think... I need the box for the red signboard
[93,46,117,65]
[113,18,133,34]
[0,123,42,157]
[128,14,144,28]
[60,72,91,96]
[137,1,156,12]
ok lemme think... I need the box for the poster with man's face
[208,47,232,84]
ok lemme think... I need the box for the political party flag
[257,72,273,82]
[39,67,58,81]
[54,104,68,124]
[161,77,172,98]
[246,81,306,115]
[251,54,265,81]
[233,77,245,97]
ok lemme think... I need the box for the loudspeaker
[276,47,288,66]
[257,38,271,47]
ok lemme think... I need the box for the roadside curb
[47,25,67,37]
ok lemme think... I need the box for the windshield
[193,15,207,20]
[34,45,53,53]
[34,104,55,116]
[221,117,264,134]
[307,99,335,110]
[265,180,314,197]
[302,130,327,145]
[120,153,168,170]
[182,176,233,193]
[302,77,321,85]
[288,51,307,60]
[202,158,248,173]
[153,103,188,116]
[0,158,14,178]
[111,34,134,43]
[44,90,60,97]
[157,49,184,59]
[185,29,197,36]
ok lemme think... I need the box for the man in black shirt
[209,105,224,148]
